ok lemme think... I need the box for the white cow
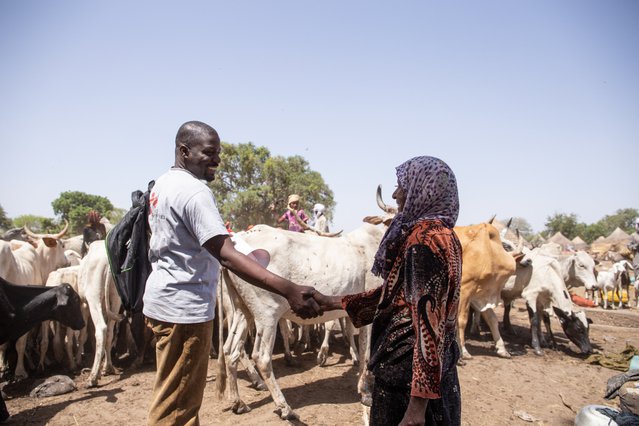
[62,235,84,256]
[217,218,387,420]
[558,251,598,293]
[78,241,123,387]
[0,222,69,378]
[501,248,593,356]
[38,265,89,372]
[536,243,598,294]
[64,249,82,266]
[594,260,633,309]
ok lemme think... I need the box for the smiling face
[179,132,221,182]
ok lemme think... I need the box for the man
[312,203,329,233]
[81,210,107,256]
[143,121,322,425]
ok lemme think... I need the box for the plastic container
[630,355,639,371]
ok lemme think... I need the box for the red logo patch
[149,192,158,209]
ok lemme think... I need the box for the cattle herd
[0,191,638,423]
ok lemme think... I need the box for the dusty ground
[2,298,639,426]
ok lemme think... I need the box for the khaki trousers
[147,318,213,426]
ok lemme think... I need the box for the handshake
[288,286,344,320]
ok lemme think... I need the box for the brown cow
[455,222,517,359]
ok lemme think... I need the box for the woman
[313,156,462,425]
[277,194,309,232]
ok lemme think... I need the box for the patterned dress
[343,219,462,425]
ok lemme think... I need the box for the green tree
[0,204,12,231]
[208,142,335,230]
[581,208,639,243]
[13,215,58,233]
[51,191,114,234]
[107,207,128,225]
[543,212,585,240]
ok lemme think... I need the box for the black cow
[0,276,85,422]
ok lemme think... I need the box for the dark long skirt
[369,346,461,426]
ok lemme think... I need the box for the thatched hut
[571,236,589,251]
[590,227,633,260]
[547,232,573,251]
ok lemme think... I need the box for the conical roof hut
[571,236,588,250]
[547,232,573,250]
[602,227,632,244]
[591,228,634,259]
[594,236,606,243]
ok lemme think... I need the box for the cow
[594,260,634,309]
[454,222,518,360]
[61,235,84,257]
[0,221,69,379]
[501,248,593,356]
[64,249,82,266]
[0,275,85,423]
[38,265,89,372]
[558,251,598,293]
[78,241,123,387]
[216,215,388,420]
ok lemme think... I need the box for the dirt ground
[2,297,639,426]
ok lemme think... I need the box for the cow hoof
[284,354,299,367]
[461,349,473,360]
[231,400,251,415]
[533,349,544,356]
[496,350,511,359]
[317,351,328,367]
[360,394,372,407]
[249,382,267,391]
[277,406,298,420]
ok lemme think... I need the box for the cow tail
[215,268,227,399]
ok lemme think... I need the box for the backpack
[106,181,154,315]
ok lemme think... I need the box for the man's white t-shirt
[143,168,228,323]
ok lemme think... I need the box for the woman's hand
[311,290,343,312]
[398,396,428,426]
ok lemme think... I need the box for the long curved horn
[291,209,342,237]
[23,224,42,239]
[53,219,69,239]
[516,229,524,253]
[376,185,397,214]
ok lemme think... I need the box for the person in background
[82,210,107,256]
[143,121,322,426]
[312,156,463,426]
[312,203,329,233]
[277,194,309,232]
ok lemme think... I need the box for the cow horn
[376,185,396,214]
[23,223,42,239]
[313,229,343,238]
[53,219,69,239]
[487,214,496,224]
[516,229,524,253]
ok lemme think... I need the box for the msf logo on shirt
[148,191,166,222]
[149,192,158,211]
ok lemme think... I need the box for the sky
[1,1,637,234]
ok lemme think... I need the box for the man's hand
[286,285,323,319]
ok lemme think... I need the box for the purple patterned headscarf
[372,156,459,279]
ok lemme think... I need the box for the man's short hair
[175,121,218,148]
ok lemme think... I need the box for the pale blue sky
[1,1,637,233]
